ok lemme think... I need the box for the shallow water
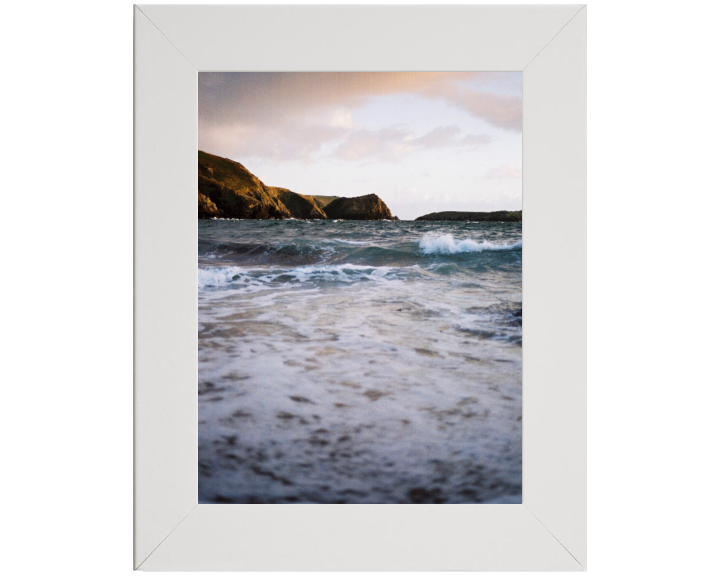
[198,219,522,503]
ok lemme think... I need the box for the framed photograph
[135,4,586,571]
[197,69,524,509]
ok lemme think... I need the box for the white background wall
[2,0,718,574]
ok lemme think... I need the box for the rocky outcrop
[309,196,339,210]
[267,187,327,219]
[323,194,394,220]
[416,211,521,222]
[198,151,396,220]
[198,192,222,219]
[198,151,291,219]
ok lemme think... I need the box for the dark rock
[323,194,394,220]
[268,187,327,219]
[198,150,396,221]
[198,192,223,219]
[198,151,290,219]
[415,210,522,222]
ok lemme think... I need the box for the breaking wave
[198,264,399,290]
[419,234,522,255]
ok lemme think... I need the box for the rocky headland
[198,151,395,221]
[266,187,327,220]
[323,194,394,221]
[415,210,522,222]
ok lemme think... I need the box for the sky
[199,72,521,221]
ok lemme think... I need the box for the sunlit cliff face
[200,72,522,220]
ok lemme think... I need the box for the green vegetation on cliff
[309,195,339,209]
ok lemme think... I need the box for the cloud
[200,72,522,131]
[199,72,520,162]
[486,163,522,179]
[420,80,522,132]
[459,133,493,147]
[200,122,349,162]
[200,72,475,126]
[413,126,462,148]
[332,125,491,163]
[452,91,522,132]
[333,128,410,163]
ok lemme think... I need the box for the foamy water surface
[199,219,522,503]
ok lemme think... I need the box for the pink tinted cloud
[200,123,349,162]
[199,72,519,162]
[333,125,491,163]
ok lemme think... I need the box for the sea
[198,219,522,504]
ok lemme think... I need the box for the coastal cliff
[309,196,339,209]
[198,151,395,220]
[323,194,394,220]
[198,151,290,219]
[267,187,327,220]
[416,210,522,222]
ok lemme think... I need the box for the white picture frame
[134,4,586,571]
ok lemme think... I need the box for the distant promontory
[415,211,522,222]
[198,151,395,221]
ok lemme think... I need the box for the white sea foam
[330,238,371,245]
[198,220,522,504]
[419,234,522,255]
[286,263,393,283]
[198,266,247,287]
[199,264,398,290]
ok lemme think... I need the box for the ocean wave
[329,238,371,245]
[199,264,398,290]
[198,239,336,266]
[419,234,522,255]
[198,267,263,289]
